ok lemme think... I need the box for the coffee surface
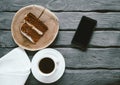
[39,58,55,74]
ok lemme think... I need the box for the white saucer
[31,48,65,83]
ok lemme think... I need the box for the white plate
[31,48,65,83]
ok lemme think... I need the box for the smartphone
[71,16,97,51]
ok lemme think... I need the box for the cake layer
[25,13,48,33]
[21,23,41,43]
[26,21,43,35]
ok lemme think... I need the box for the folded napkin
[0,47,31,85]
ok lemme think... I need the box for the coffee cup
[31,48,65,83]
[38,54,59,77]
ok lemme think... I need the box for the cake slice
[21,23,42,43]
[25,13,48,33]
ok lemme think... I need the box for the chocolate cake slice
[20,13,48,43]
[25,13,48,33]
[21,23,42,43]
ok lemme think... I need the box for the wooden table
[1,0,120,85]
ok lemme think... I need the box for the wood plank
[0,48,12,57]
[1,48,120,85]
[1,48,120,68]
[0,31,16,47]
[56,31,120,47]
[56,48,120,68]
[0,12,13,30]
[1,0,120,11]
[55,31,120,47]
[26,70,120,85]
[56,12,120,30]
[1,31,120,47]
[1,12,120,30]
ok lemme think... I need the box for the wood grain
[0,31,16,47]
[0,48,12,57]
[1,31,120,47]
[1,48,120,68]
[1,0,120,85]
[56,12,120,30]
[0,12,13,30]
[0,0,120,11]
[26,70,120,85]
[55,31,120,47]
[1,12,120,30]
[57,48,120,68]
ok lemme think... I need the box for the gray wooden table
[1,0,120,85]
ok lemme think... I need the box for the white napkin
[0,47,31,85]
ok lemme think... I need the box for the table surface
[1,0,120,85]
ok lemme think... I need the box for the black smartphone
[71,16,97,51]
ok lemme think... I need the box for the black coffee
[39,57,55,74]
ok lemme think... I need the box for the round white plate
[31,48,65,83]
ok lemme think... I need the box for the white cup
[31,48,65,84]
[37,54,59,77]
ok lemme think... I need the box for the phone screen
[71,16,97,51]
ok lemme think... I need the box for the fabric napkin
[0,47,31,85]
